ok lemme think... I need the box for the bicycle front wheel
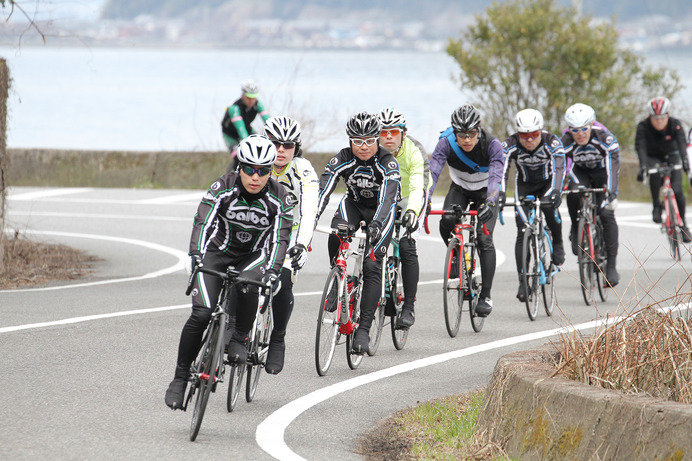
[468,273,484,333]
[246,303,271,403]
[315,266,341,376]
[388,258,408,350]
[367,294,385,357]
[443,238,464,337]
[522,228,539,321]
[190,317,224,441]
[346,329,364,369]
[539,231,555,316]
[666,194,682,261]
[595,221,610,301]
[577,220,595,305]
[226,362,245,412]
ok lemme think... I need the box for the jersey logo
[361,189,374,199]
[285,195,294,206]
[303,169,312,176]
[211,181,221,191]
[191,288,199,297]
[236,231,253,243]
[388,161,397,170]
[226,209,271,226]
[551,139,560,148]
[330,157,338,165]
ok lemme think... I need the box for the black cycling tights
[398,237,419,302]
[271,269,295,336]
[649,169,687,226]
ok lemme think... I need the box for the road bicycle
[183,264,271,441]
[314,222,369,376]
[516,196,558,321]
[563,186,609,305]
[646,163,686,261]
[425,204,487,337]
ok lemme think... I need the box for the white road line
[8,188,94,200]
[9,211,190,222]
[136,192,205,204]
[0,230,187,293]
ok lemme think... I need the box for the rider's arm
[499,138,516,193]
[228,104,249,140]
[293,157,320,248]
[602,131,621,197]
[485,138,506,205]
[315,149,349,225]
[634,120,649,168]
[403,139,427,217]
[371,152,401,227]
[256,99,271,124]
[673,119,689,171]
[429,137,451,196]
[265,182,295,274]
[189,176,229,255]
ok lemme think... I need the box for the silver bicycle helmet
[346,112,382,138]
[236,134,277,166]
[564,103,596,128]
[241,80,259,97]
[264,116,302,144]
[450,105,481,132]
[514,108,544,133]
[648,96,671,116]
[378,107,407,129]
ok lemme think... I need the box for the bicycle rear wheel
[443,238,464,337]
[666,194,682,261]
[246,302,271,403]
[539,230,555,316]
[577,220,596,305]
[388,259,408,350]
[315,266,342,376]
[522,228,539,321]
[190,318,224,441]
[226,362,245,412]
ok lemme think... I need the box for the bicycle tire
[367,295,385,357]
[189,317,224,441]
[346,329,364,369]
[522,228,539,321]
[315,266,341,376]
[388,259,408,350]
[666,194,682,261]
[246,300,271,403]
[540,230,555,316]
[468,272,484,333]
[595,220,610,301]
[577,219,595,305]
[226,362,244,412]
[443,238,464,337]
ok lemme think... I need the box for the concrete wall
[477,346,691,460]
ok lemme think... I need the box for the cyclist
[635,96,691,242]
[221,80,271,154]
[165,135,293,410]
[377,107,432,328]
[314,112,401,354]
[501,108,566,302]
[429,105,504,317]
[561,103,621,287]
[263,115,319,374]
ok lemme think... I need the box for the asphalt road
[1,187,689,460]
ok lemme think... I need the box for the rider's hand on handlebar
[262,270,282,296]
[288,244,308,271]
[402,210,419,233]
[549,191,562,209]
[477,201,495,224]
[636,167,645,182]
[497,191,506,208]
[367,221,382,246]
[187,252,202,276]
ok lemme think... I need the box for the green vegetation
[446,0,681,153]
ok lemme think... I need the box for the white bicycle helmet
[346,112,382,138]
[241,80,259,97]
[236,134,277,166]
[378,107,407,129]
[648,96,671,116]
[564,103,596,128]
[514,108,544,133]
[451,104,481,132]
[264,116,302,144]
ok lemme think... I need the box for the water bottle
[464,250,471,271]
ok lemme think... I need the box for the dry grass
[554,290,692,403]
[0,232,100,289]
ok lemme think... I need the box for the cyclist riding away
[221,80,271,154]
[377,107,432,329]
[314,112,401,354]
[165,135,293,410]
[635,96,691,242]
[428,104,504,317]
[562,103,621,287]
[263,115,319,374]
[502,108,566,301]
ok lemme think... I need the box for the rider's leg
[475,207,497,316]
[266,268,294,374]
[439,183,469,245]
[670,169,690,240]
[514,212,527,302]
[397,236,418,328]
[543,206,565,265]
[598,207,620,286]
[649,173,663,223]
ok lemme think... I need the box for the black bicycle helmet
[346,112,382,138]
[451,105,481,132]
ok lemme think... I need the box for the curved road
[1,187,687,460]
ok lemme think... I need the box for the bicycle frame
[520,196,557,285]
[331,224,367,335]
[647,163,684,260]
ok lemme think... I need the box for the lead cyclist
[264,116,320,374]
[378,108,432,329]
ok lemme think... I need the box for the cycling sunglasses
[380,128,402,137]
[519,131,541,140]
[272,140,296,149]
[569,126,589,133]
[350,137,378,147]
[239,164,272,177]
[455,130,479,140]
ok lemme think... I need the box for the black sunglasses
[271,140,297,149]
[239,164,272,177]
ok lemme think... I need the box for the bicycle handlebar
[561,187,607,196]
[186,264,270,296]
[647,163,683,175]
[424,208,489,236]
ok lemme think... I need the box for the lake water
[1,46,690,154]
